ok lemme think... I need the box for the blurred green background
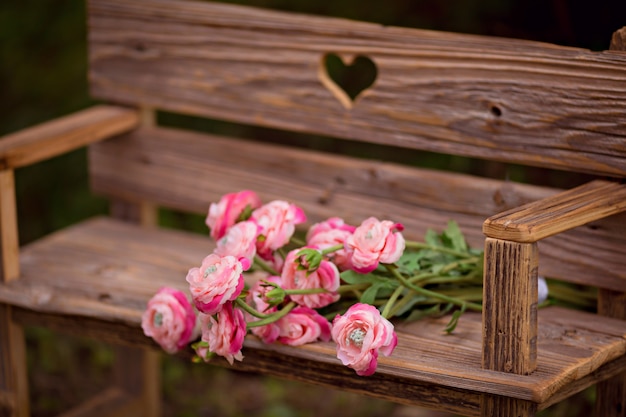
[1,0,624,415]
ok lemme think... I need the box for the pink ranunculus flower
[214,220,259,268]
[198,304,246,365]
[331,303,397,376]
[141,287,199,354]
[250,200,306,259]
[206,190,262,240]
[277,306,332,346]
[281,248,340,309]
[306,217,356,271]
[186,254,245,315]
[246,275,282,344]
[345,217,405,273]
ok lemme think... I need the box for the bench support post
[482,238,538,375]
[0,169,29,417]
[481,238,538,417]
[481,394,536,417]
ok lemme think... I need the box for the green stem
[253,255,280,276]
[404,241,476,258]
[284,288,328,295]
[235,298,270,319]
[408,257,481,285]
[385,264,482,311]
[381,285,405,319]
[337,283,371,294]
[246,301,297,328]
[290,236,306,247]
[321,244,344,256]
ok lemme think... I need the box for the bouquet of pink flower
[143,190,487,376]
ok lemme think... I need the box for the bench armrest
[483,180,626,243]
[0,105,140,169]
[481,179,626,376]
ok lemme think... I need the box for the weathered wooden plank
[89,127,626,291]
[1,218,624,405]
[88,0,626,177]
[0,105,139,169]
[483,180,626,243]
[483,239,538,375]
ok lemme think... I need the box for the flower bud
[296,248,323,274]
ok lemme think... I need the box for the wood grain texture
[0,105,139,169]
[482,238,538,375]
[481,395,536,417]
[0,171,19,283]
[0,218,624,407]
[0,306,29,417]
[88,0,626,177]
[483,180,626,243]
[89,127,626,291]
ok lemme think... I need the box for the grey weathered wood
[89,0,626,177]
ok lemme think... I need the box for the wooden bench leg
[481,394,536,417]
[1,170,28,417]
[595,289,626,417]
[113,346,161,417]
[0,305,30,417]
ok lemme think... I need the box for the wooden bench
[2,0,626,416]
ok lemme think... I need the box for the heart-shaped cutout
[318,53,377,109]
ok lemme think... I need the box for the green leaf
[360,283,383,305]
[391,293,428,317]
[396,251,427,274]
[424,229,440,247]
[340,270,396,287]
[405,304,442,322]
[443,220,468,253]
[340,270,365,285]
[444,304,467,334]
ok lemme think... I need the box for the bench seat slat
[0,217,624,409]
[89,127,626,291]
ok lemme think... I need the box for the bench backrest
[87,0,626,293]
